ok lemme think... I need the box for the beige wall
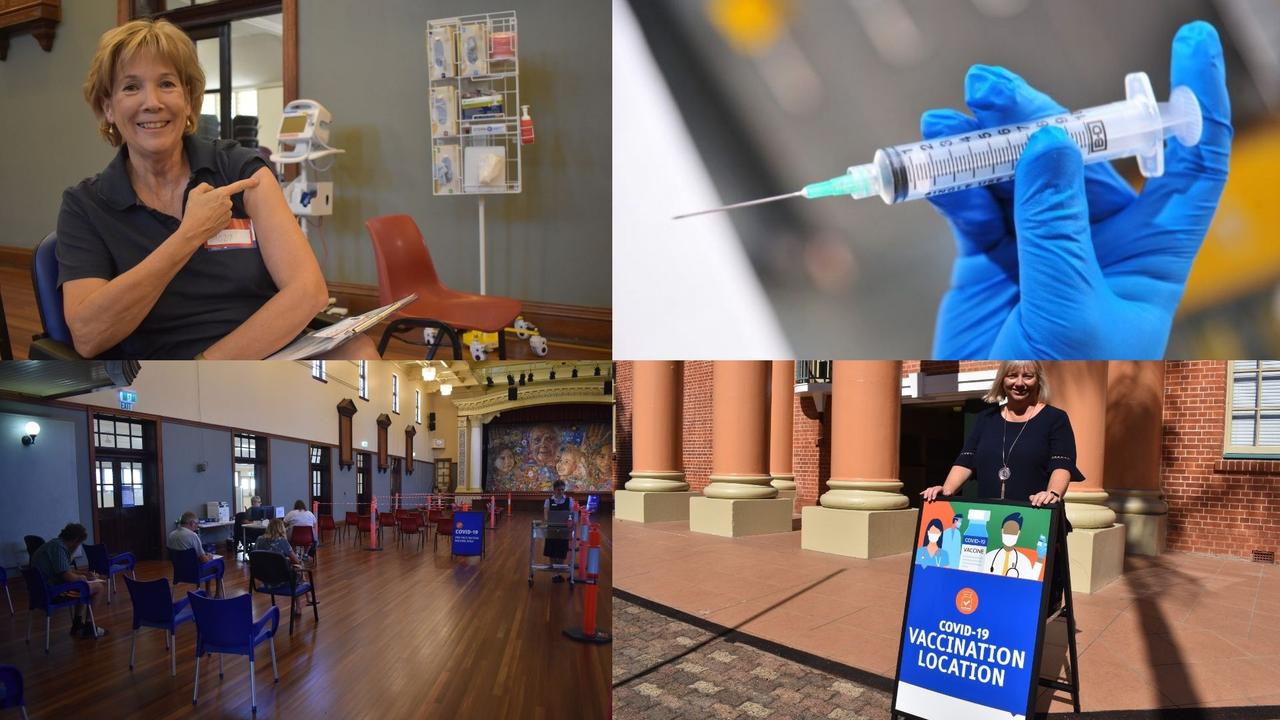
[64,361,456,458]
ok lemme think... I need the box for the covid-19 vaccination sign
[892,499,1059,720]
[451,510,485,557]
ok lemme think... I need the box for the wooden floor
[0,266,610,360]
[0,510,613,719]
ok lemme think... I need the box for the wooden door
[93,457,161,560]
[356,452,372,514]
[390,458,402,509]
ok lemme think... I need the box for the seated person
[58,18,377,361]
[167,511,222,595]
[253,519,305,616]
[30,523,108,639]
[284,500,318,555]
[247,495,268,521]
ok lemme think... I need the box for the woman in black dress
[921,361,1083,606]
[543,480,577,583]
[922,361,1083,506]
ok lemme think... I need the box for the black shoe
[552,575,565,583]
[80,624,108,639]
[69,618,84,636]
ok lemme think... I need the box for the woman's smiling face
[1003,365,1039,404]
[103,50,189,158]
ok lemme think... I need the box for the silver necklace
[999,405,1035,497]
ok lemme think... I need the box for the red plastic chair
[433,518,453,551]
[317,514,336,543]
[343,512,358,541]
[289,525,316,560]
[353,516,374,546]
[398,516,425,549]
[366,214,522,359]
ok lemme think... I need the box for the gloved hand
[927,20,1231,359]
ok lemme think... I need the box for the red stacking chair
[353,516,374,547]
[366,214,522,359]
[289,525,316,560]
[398,516,425,550]
[433,518,453,551]
[317,514,336,543]
[343,512,358,541]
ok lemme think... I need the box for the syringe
[674,72,1200,219]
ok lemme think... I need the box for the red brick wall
[1163,361,1280,559]
[681,362,715,492]
[792,395,829,507]
[614,362,633,491]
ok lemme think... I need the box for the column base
[1066,524,1126,593]
[615,490,697,523]
[689,497,794,538]
[800,506,918,559]
[1112,512,1167,556]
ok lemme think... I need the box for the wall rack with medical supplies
[427,10,524,296]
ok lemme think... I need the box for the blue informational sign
[892,499,1059,720]
[451,510,485,557]
[586,495,599,514]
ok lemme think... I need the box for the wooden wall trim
[0,391,339,450]
[0,245,32,270]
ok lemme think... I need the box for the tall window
[359,361,369,400]
[310,444,330,509]
[356,452,367,495]
[415,389,422,424]
[311,361,326,381]
[392,374,400,414]
[233,433,269,511]
[1227,361,1280,454]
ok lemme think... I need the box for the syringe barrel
[872,74,1189,204]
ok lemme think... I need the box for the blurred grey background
[625,0,1280,358]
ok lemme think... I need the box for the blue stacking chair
[0,665,30,720]
[29,231,82,359]
[82,543,136,604]
[0,566,13,615]
[20,566,96,653]
[124,576,198,677]
[249,551,318,635]
[188,592,280,713]
[170,547,224,597]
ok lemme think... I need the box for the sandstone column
[617,362,697,522]
[769,361,797,506]
[1103,361,1169,555]
[1044,361,1123,592]
[690,362,793,537]
[801,361,917,558]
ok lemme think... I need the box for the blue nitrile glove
[926,20,1232,359]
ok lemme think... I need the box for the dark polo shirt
[56,135,278,359]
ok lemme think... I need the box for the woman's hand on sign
[1029,490,1058,507]
[921,485,946,502]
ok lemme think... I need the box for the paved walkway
[614,596,893,720]
[615,518,1280,714]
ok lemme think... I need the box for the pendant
[998,466,1011,481]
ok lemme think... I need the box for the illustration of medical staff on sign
[982,512,1044,580]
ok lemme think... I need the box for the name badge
[206,218,256,250]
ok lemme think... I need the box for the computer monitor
[547,510,571,526]
[273,506,285,519]
[248,506,267,521]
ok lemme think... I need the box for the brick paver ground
[614,597,893,720]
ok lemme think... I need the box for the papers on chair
[266,294,418,360]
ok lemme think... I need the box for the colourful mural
[485,422,613,492]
